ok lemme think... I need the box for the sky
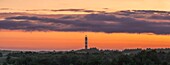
[0,0,170,11]
[0,0,170,51]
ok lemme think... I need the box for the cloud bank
[1,10,170,34]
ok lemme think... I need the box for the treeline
[1,49,170,65]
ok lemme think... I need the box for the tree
[2,62,7,65]
[0,52,2,57]
[6,56,11,64]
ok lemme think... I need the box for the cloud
[25,8,106,13]
[0,19,59,31]
[84,14,170,34]
[1,10,170,34]
[51,9,106,13]
[103,8,109,10]
[1,8,106,14]
[25,9,49,11]
[114,10,170,18]
[0,8,12,10]
[149,15,170,20]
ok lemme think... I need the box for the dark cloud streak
[51,9,106,13]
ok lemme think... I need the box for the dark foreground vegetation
[1,48,170,65]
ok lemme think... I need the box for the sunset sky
[0,0,170,51]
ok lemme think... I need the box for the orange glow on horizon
[0,30,170,51]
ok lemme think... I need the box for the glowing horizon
[0,30,170,51]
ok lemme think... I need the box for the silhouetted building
[85,35,88,49]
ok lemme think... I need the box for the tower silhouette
[85,35,88,49]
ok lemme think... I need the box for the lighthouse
[85,35,88,49]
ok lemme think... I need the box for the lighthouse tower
[85,35,88,49]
